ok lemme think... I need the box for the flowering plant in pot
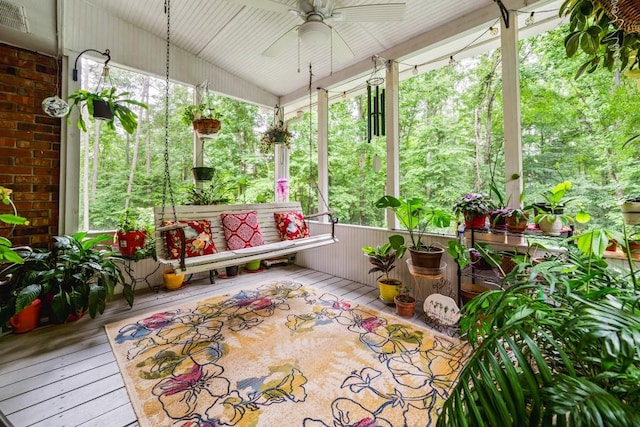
[452,193,495,229]
[375,195,451,270]
[362,242,403,303]
[260,121,293,153]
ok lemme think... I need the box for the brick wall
[0,43,61,249]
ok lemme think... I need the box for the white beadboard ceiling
[4,0,561,109]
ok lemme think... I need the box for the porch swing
[153,0,338,281]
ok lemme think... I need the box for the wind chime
[366,57,386,142]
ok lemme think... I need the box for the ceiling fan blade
[262,26,299,57]
[333,3,406,22]
[225,0,293,15]
[331,28,355,62]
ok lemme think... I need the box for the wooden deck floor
[0,265,432,427]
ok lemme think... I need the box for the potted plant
[180,98,221,137]
[438,236,640,426]
[394,282,416,318]
[505,208,530,233]
[66,87,148,135]
[362,242,403,304]
[375,195,451,270]
[44,232,133,322]
[115,209,150,257]
[560,0,640,79]
[532,181,590,236]
[452,193,495,230]
[260,121,293,154]
[620,195,640,225]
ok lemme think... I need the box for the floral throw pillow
[274,211,310,241]
[221,211,265,250]
[163,219,217,259]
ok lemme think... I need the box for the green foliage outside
[80,23,640,236]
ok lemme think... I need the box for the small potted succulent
[452,193,495,230]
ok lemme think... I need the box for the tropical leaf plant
[438,241,640,426]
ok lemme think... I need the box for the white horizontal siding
[62,0,278,108]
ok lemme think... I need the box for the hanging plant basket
[193,118,221,137]
[192,167,215,181]
[92,99,114,121]
[597,0,640,33]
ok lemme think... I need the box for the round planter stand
[621,201,640,225]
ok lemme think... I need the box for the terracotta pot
[378,279,401,303]
[394,294,416,318]
[9,298,42,334]
[622,240,640,256]
[606,240,618,252]
[408,247,444,269]
[116,230,146,257]
[193,118,221,136]
[464,213,487,230]
[460,283,490,303]
[506,212,529,233]
[163,270,185,290]
[45,293,86,323]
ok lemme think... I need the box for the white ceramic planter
[621,201,640,225]
[538,216,563,236]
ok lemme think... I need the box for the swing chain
[161,0,177,223]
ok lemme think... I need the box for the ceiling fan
[227,0,406,61]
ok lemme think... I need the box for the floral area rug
[105,280,470,427]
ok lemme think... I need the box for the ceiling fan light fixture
[298,20,331,47]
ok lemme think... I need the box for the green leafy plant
[560,0,640,79]
[0,186,28,265]
[533,181,590,226]
[66,87,148,134]
[46,232,132,320]
[375,195,451,251]
[438,239,640,426]
[361,242,400,282]
[180,98,220,126]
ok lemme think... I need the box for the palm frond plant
[438,236,640,426]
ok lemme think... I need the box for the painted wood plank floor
[0,265,432,427]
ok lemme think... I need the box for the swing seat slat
[153,202,338,278]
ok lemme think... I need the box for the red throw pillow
[221,211,265,250]
[163,219,217,259]
[274,211,310,241]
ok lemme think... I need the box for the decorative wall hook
[72,48,111,81]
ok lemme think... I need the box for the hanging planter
[92,99,114,121]
[193,118,221,137]
[192,167,215,181]
[260,105,293,153]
